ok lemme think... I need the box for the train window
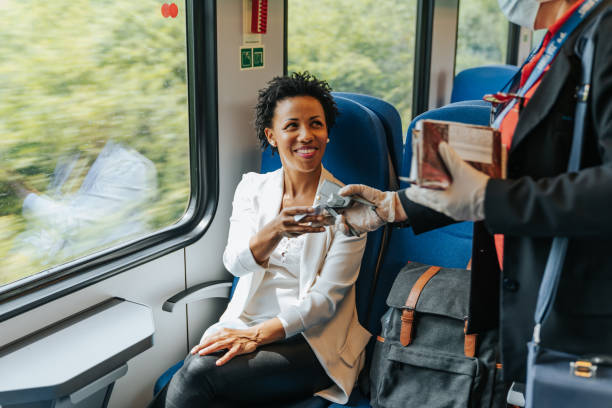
[0,1,192,288]
[456,0,509,73]
[287,0,417,133]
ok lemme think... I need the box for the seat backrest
[332,92,403,187]
[368,102,491,340]
[260,96,391,327]
[450,64,519,103]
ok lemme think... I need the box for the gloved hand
[404,142,489,221]
[335,184,407,236]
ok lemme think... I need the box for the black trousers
[149,335,333,408]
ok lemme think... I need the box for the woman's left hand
[190,318,285,366]
[190,326,261,366]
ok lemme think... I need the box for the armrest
[162,280,233,312]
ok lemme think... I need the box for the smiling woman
[149,72,371,407]
[264,95,329,177]
[255,73,337,152]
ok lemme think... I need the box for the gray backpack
[369,262,506,408]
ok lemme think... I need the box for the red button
[161,3,170,18]
[169,3,178,18]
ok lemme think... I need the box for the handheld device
[293,180,376,236]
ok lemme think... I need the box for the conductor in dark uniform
[339,0,612,383]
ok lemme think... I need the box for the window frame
[412,0,436,119]
[0,0,219,322]
[506,22,522,65]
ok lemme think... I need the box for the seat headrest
[451,64,519,103]
[332,92,403,181]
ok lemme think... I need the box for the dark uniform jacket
[399,1,612,382]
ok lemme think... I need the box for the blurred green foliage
[0,0,190,285]
[288,0,508,132]
[456,0,509,73]
[288,0,417,132]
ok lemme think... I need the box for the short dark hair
[255,71,338,152]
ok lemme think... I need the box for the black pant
[149,335,333,408]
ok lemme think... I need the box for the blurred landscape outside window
[287,0,417,136]
[456,0,509,74]
[0,1,191,286]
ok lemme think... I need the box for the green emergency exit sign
[240,48,252,69]
[253,48,264,67]
[240,46,264,70]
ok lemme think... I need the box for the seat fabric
[332,92,403,184]
[450,64,519,103]
[153,360,184,395]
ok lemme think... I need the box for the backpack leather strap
[464,320,477,357]
[400,266,440,346]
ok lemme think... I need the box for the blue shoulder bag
[525,7,612,408]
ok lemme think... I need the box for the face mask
[498,0,554,29]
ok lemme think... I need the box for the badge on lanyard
[483,92,526,126]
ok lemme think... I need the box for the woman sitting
[151,72,371,407]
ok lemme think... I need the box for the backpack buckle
[570,360,597,378]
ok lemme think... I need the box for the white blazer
[220,167,372,404]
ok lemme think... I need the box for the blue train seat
[156,96,392,407]
[332,92,403,187]
[450,64,519,103]
[366,102,491,371]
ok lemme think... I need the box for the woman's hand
[191,318,285,366]
[249,206,334,265]
[272,206,334,238]
[191,326,261,366]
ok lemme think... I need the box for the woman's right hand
[271,206,333,238]
[249,206,334,265]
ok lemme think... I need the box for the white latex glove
[404,142,489,221]
[335,184,406,236]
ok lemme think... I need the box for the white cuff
[277,307,305,338]
[236,247,268,276]
[276,316,290,336]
